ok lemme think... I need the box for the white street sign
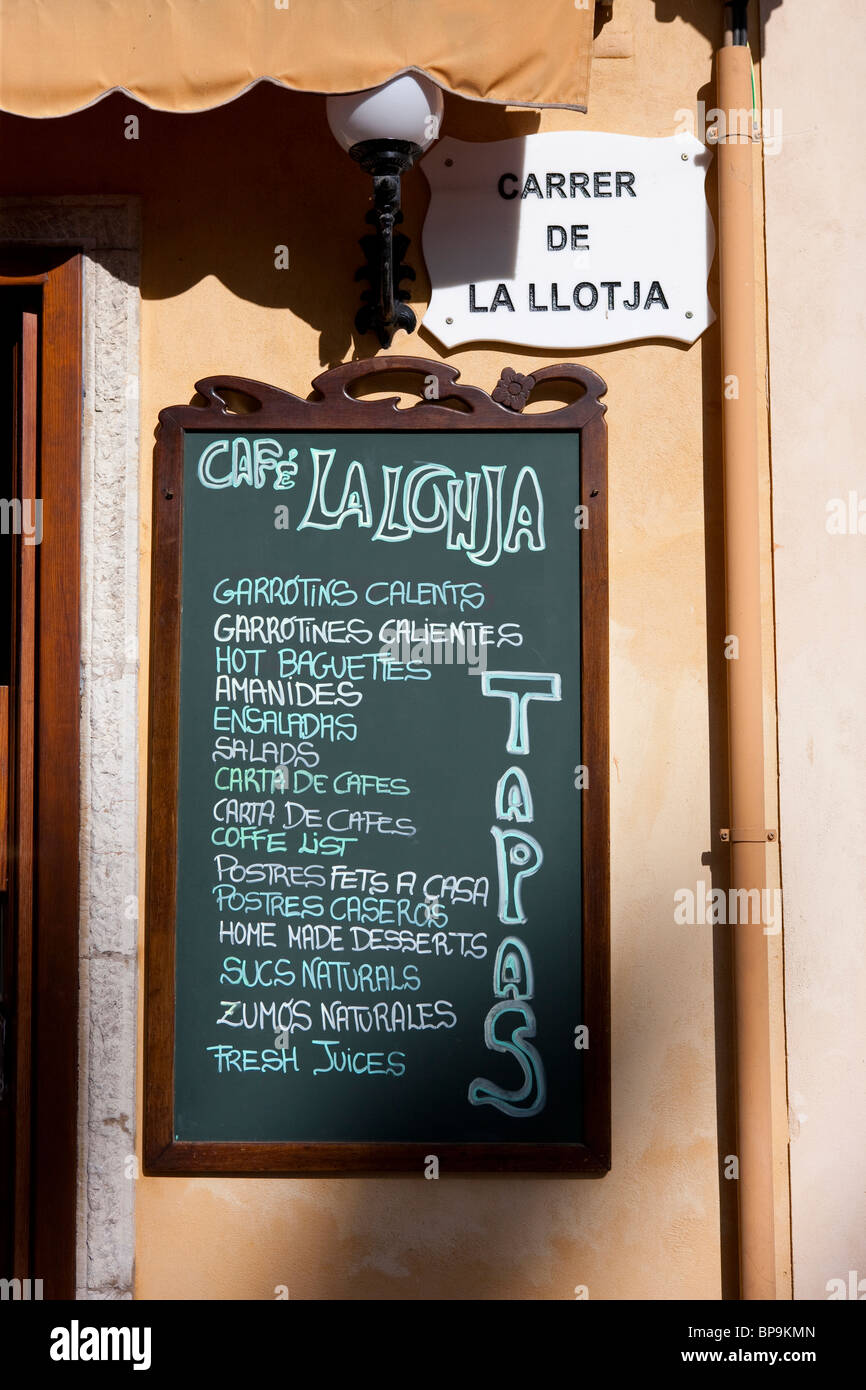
[421,132,715,351]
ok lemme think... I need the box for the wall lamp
[327,73,444,347]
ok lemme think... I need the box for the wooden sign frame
[144,357,610,1176]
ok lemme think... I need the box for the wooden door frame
[1,251,81,1297]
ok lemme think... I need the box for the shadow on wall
[652,0,785,58]
[0,85,542,370]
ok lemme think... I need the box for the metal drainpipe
[717,1,777,1299]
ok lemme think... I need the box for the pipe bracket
[720,827,777,843]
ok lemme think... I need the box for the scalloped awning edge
[0,1,596,117]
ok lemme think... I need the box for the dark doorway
[0,252,81,1299]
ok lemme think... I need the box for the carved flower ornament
[492,367,536,413]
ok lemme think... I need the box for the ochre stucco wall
[0,0,789,1298]
[131,1,784,1300]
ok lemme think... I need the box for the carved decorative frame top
[157,356,607,437]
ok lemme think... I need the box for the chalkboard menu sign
[145,359,609,1174]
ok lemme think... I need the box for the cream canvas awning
[0,0,598,116]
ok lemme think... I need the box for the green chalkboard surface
[145,361,610,1174]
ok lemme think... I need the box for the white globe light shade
[326,73,444,153]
